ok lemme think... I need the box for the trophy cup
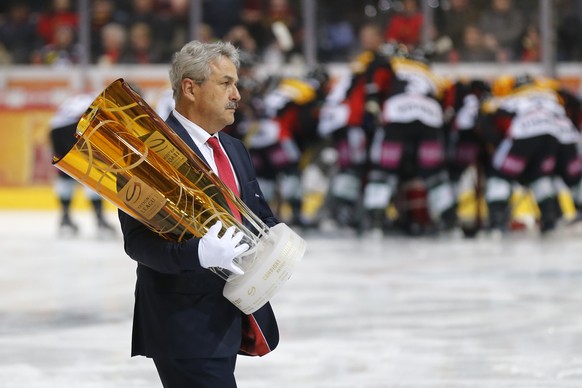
[52,79,305,315]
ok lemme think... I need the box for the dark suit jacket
[118,113,279,359]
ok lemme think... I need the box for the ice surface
[2,210,582,387]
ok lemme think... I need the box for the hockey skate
[96,218,117,239]
[58,215,79,237]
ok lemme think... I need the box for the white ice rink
[2,209,582,388]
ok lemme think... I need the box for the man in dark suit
[118,40,280,388]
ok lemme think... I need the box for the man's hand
[198,221,248,275]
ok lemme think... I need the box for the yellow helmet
[350,51,375,74]
[534,76,561,91]
[491,75,515,97]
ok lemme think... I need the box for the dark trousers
[153,355,237,388]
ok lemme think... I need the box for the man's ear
[181,78,197,102]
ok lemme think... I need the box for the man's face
[359,26,382,51]
[190,56,241,134]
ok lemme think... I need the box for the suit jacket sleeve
[119,209,205,274]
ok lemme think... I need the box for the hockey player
[443,78,491,235]
[482,74,579,233]
[50,93,116,237]
[543,78,582,221]
[445,79,491,190]
[242,66,329,226]
[361,46,456,234]
[317,22,393,230]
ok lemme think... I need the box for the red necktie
[207,136,242,221]
[209,137,270,355]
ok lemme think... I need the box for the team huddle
[149,37,582,238]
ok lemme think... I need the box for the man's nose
[231,86,241,101]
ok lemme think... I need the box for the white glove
[198,221,249,275]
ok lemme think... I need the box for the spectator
[96,22,128,65]
[224,24,258,60]
[436,0,481,50]
[163,0,190,58]
[127,0,174,59]
[262,0,302,63]
[36,0,78,45]
[264,0,296,28]
[31,23,82,66]
[203,0,242,39]
[241,0,269,53]
[318,9,356,62]
[0,44,10,65]
[556,0,582,61]
[518,24,541,62]
[357,22,385,57]
[479,0,525,61]
[453,24,497,62]
[127,0,162,24]
[384,0,424,49]
[197,23,216,43]
[121,22,163,64]
[0,1,39,64]
[90,0,129,62]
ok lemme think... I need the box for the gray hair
[169,40,240,101]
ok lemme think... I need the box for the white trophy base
[223,223,306,314]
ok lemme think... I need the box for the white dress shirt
[171,109,240,190]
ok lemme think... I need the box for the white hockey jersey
[380,58,446,128]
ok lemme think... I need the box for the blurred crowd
[0,0,304,66]
[2,0,582,66]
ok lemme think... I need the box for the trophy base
[223,223,306,314]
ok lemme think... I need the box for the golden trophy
[52,79,305,314]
